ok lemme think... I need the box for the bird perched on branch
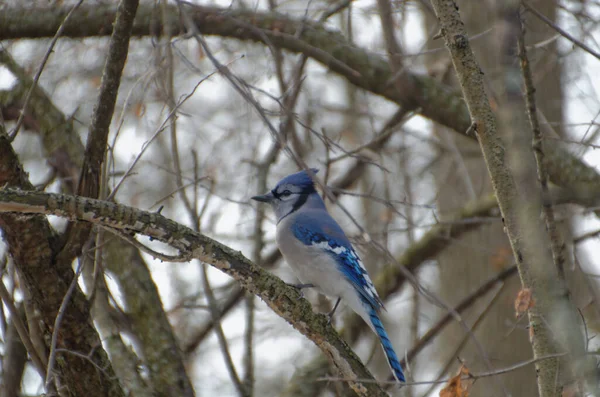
[252,168,405,383]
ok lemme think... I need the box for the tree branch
[0,189,389,397]
[56,0,139,268]
[2,3,599,193]
[429,0,597,394]
[522,1,600,61]
[0,285,45,380]
[0,303,28,397]
[0,47,196,397]
[80,239,154,397]
[0,130,124,396]
[7,0,83,142]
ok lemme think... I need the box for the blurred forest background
[0,0,600,396]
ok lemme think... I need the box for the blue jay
[252,168,405,383]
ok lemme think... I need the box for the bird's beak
[251,192,274,203]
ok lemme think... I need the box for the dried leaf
[490,246,512,271]
[90,75,102,88]
[440,365,473,397]
[515,288,534,318]
[379,208,393,222]
[132,102,145,119]
[562,383,578,397]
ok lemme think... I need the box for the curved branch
[0,189,390,397]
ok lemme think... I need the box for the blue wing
[291,210,384,311]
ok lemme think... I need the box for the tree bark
[0,3,599,193]
[430,0,597,395]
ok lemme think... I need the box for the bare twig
[518,13,567,281]
[54,348,114,377]
[377,0,404,67]
[0,281,47,377]
[160,0,197,230]
[108,74,210,200]
[101,226,192,262]
[8,0,83,141]
[243,292,255,397]
[418,283,506,396]
[574,229,600,244]
[523,2,600,61]
[202,263,248,397]
[403,265,518,367]
[327,108,415,164]
[319,353,567,386]
[45,256,87,390]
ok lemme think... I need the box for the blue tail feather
[368,309,406,383]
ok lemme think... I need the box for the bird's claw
[327,298,341,325]
[286,283,314,300]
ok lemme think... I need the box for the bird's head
[252,168,319,222]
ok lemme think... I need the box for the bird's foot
[326,298,342,324]
[286,283,315,299]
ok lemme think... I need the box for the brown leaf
[490,246,512,271]
[440,365,473,397]
[379,208,393,222]
[132,102,146,119]
[515,288,534,318]
[562,383,578,397]
[90,75,102,88]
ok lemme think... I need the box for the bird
[252,168,405,383]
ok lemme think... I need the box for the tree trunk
[424,1,569,395]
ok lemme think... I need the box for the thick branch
[0,133,124,397]
[0,49,83,192]
[0,48,193,397]
[81,245,154,397]
[429,0,596,395]
[57,0,139,267]
[103,238,195,397]
[0,189,389,397]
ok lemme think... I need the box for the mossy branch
[0,188,391,397]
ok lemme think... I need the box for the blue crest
[275,168,319,192]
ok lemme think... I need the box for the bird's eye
[280,190,292,197]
